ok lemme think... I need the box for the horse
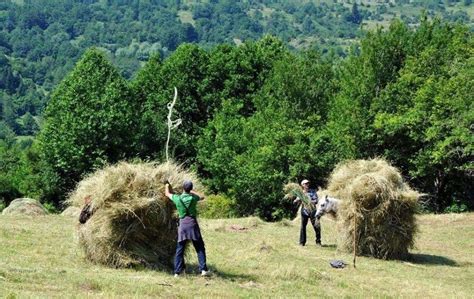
[315,195,340,219]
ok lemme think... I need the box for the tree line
[1,0,472,139]
[0,18,472,219]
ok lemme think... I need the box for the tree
[39,48,135,202]
[197,50,335,220]
[130,53,164,159]
[372,23,474,210]
[19,112,39,135]
[348,3,362,25]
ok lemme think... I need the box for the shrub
[199,194,236,219]
[444,200,468,213]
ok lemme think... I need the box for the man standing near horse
[294,179,321,246]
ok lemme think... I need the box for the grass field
[1,213,473,298]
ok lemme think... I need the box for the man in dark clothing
[165,180,209,277]
[294,179,321,246]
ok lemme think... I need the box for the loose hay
[284,183,317,223]
[2,198,48,216]
[61,206,81,217]
[326,158,420,260]
[67,161,201,269]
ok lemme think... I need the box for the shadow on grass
[321,244,337,249]
[408,253,458,266]
[185,263,258,281]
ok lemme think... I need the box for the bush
[199,194,236,219]
[444,200,468,213]
[0,199,5,212]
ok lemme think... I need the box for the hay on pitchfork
[67,161,202,269]
[283,183,316,222]
[327,158,420,260]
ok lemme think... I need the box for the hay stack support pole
[353,215,357,268]
[165,87,182,162]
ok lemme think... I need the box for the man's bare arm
[190,190,205,200]
[165,183,173,200]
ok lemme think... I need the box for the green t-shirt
[171,193,200,218]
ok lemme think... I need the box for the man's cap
[301,179,310,186]
[183,180,193,191]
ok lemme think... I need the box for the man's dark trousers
[174,238,208,274]
[299,209,321,245]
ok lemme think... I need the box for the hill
[0,213,473,297]
[0,0,473,136]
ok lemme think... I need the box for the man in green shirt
[165,180,209,277]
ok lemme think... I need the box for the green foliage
[444,200,468,213]
[1,15,472,216]
[199,194,236,219]
[42,201,58,214]
[198,49,335,220]
[0,199,5,212]
[0,140,22,204]
[371,21,473,211]
[39,48,136,202]
[0,0,472,137]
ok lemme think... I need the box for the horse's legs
[310,214,321,245]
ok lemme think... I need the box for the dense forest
[1,0,473,135]
[0,1,473,218]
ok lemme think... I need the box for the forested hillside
[1,0,473,136]
[0,1,472,218]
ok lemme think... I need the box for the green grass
[1,213,473,297]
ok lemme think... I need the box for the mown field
[1,213,473,298]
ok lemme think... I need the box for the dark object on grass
[330,260,347,269]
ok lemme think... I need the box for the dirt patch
[227,224,249,232]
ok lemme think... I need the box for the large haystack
[67,161,201,269]
[61,206,81,217]
[2,198,48,216]
[327,159,420,260]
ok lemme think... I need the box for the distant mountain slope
[0,0,472,135]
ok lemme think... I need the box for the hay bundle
[2,198,48,216]
[327,159,420,259]
[283,183,316,211]
[67,161,201,269]
[283,183,316,223]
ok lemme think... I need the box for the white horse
[315,195,340,219]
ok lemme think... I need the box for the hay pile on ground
[327,159,420,259]
[61,206,81,217]
[67,161,201,269]
[2,198,48,216]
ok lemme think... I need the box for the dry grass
[325,158,421,259]
[0,212,473,298]
[66,161,201,269]
[61,207,81,217]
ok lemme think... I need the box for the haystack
[327,159,420,259]
[2,198,48,216]
[67,161,201,269]
[61,206,81,217]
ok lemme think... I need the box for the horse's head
[316,195,339,219]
